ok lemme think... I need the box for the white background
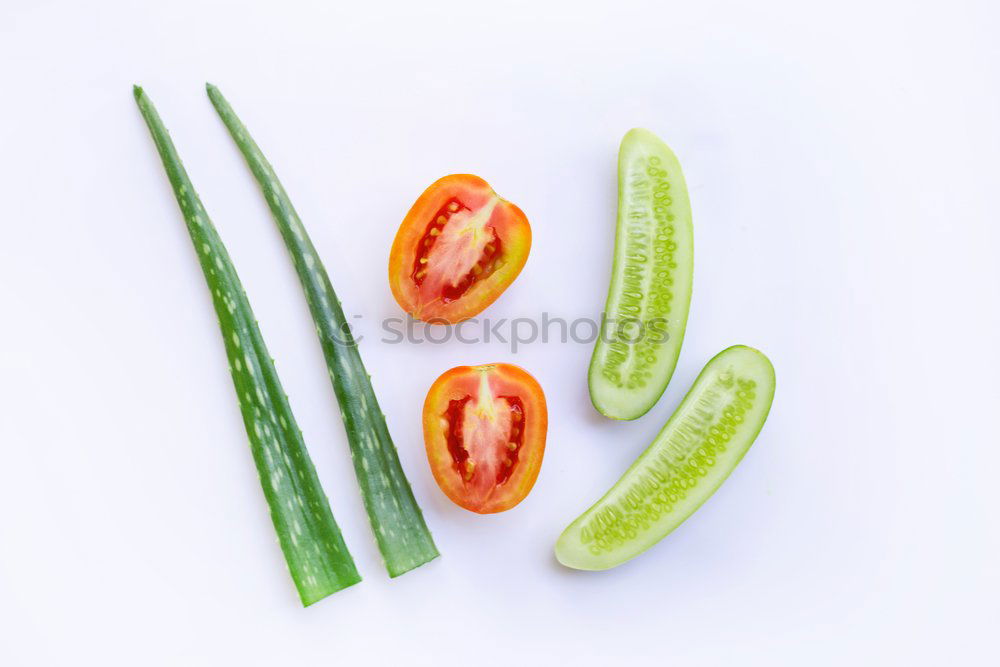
[1,0,997,664]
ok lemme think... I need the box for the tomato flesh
[389,175,531,324]
[423,364,546,513]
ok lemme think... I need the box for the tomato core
[444,394,525,487]
[410,195,506,305]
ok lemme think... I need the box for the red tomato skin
[388,174,531,324]
[422,363,547,513]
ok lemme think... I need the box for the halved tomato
[422,363,547,513]
[388,174,531,324]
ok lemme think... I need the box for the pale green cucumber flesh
[206,84,439,577]
[559,345,775,571]
[589,128,694,420]
[134,87,361,605]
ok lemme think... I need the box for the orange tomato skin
[388,174,531,324]
[422,363,547,514]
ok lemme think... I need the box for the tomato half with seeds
[423,363,547,513]
[389,174,531,324]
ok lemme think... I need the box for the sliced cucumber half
[558,345,775,571]
[589,128,694,420]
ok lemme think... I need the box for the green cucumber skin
[559,345,775,571]
[589,128,694,421]
[134,87,361,605]
[206,84,439,577]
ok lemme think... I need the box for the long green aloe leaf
[206,84,439,577]
[134,86,361,605]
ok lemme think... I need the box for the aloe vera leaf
[206,84,439,577]
[134,86,361,605]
